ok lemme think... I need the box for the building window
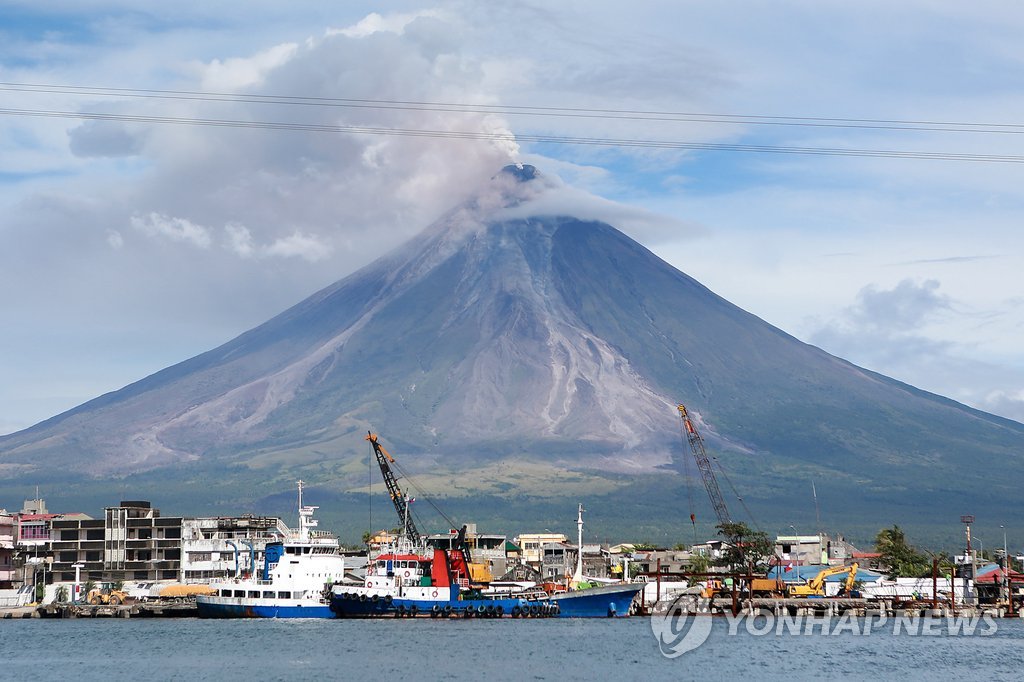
[60,529,79,541]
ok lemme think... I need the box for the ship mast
[572,503,585,585]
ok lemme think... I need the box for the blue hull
[330,594,554,618]
[196,602,335,619]
[545,583,644,618]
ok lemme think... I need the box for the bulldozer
[87,583,131,605]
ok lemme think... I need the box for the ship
[330,529,556,618]
[196,481,348,618]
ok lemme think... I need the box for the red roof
[852,552,882,558]
[975,567,1024,584]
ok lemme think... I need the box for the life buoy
[431,589,438,598]
[365,580,372,588]
[404,570,411,578]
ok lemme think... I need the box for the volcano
[2,165,1022,539]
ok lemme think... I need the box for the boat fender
[465,605,475,617]
[409,605,418,616]
[552,604,560,616]
[495,605,504,617]
[432,604,441,614]
[359,594,367,602]
[511,605,522,618]
[371,594,379,603]
[529,605,539,617]
[485,605,495,617]
[384,595,393,605]
[398,604,406,615]
[443,605,453,617]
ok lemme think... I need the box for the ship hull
[544,583,644,618]
[329,592,554,618]
[196,596,335,619]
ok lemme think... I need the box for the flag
[784,562,794,573]
[407,497,416,504]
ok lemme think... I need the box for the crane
[678,404,732,528]
[366,431,421,544]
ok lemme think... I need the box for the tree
[715,522,774,573]
[55,585,69,603]
[875,525,931,578]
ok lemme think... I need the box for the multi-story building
[426,525,508,580]
[180,515,288,581]
[49,501,182,582]
[0,510,15,588]
[515,532,568,566]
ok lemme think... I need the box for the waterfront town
[2,492,1021,619]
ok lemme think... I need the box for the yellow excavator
[788,562,859,598]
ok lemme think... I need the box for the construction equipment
[678,404,732,528]
[788,562,860,598]
[366,432,421,543]
[86,584,130,605]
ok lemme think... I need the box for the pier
[0,601,200,619]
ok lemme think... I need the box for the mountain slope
[2,165,1022,537]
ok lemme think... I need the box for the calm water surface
[4,617,1024,681]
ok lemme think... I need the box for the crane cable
[374,441,460,532]
[710,454,761,533]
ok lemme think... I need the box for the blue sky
[2,1,1024,434]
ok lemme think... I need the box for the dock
[0,601,200,619]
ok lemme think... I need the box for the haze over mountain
[3,165,1023,542]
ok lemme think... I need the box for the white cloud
[224,222,255,258]
[130,212,212,248]
[265,231,332,262]
[327,10,442,38]
[196,42,299,91]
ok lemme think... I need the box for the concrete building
[0,511,15,588]
[775,533,828,567]
[180,515,288,581]
[50,500,184,582]
[516,532,568,566]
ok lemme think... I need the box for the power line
[2,106,1023,164]
[2,81,1024,135]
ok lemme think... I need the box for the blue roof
[766,565,882,583]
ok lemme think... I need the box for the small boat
[538,504,644,617]
[542,581,645,618]
[196,482,347,619]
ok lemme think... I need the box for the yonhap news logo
[649,595,713,658]
[651,593,998,658]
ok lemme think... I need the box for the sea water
[4,617,1024,681]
